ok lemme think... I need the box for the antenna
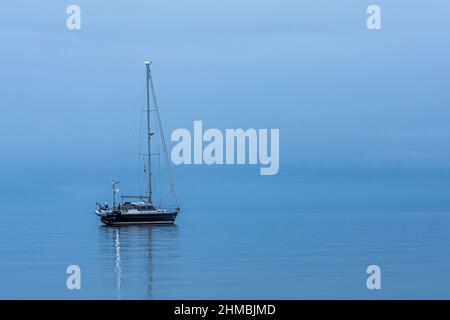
[112,179,120,208]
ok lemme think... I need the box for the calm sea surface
[1,164,450,299]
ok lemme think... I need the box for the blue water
[1,164,450,299]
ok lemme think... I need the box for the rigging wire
[118,70,146,190]
[105,64,180,209]
[148,66,180,210]
[138,99,145,197]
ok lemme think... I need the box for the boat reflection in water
[99,224,179,299]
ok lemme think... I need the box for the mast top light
[144,60,151,65]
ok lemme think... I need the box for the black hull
[100,211,178,226]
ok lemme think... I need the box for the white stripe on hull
[105,220,175,225]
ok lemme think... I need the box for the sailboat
[95,60,180,226]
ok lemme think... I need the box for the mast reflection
[99,225,179,299]
[114,228,122,300]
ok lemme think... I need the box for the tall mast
[145,60,152,204]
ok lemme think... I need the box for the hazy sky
[1,1,449,170]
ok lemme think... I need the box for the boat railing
[121,195,151,202]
